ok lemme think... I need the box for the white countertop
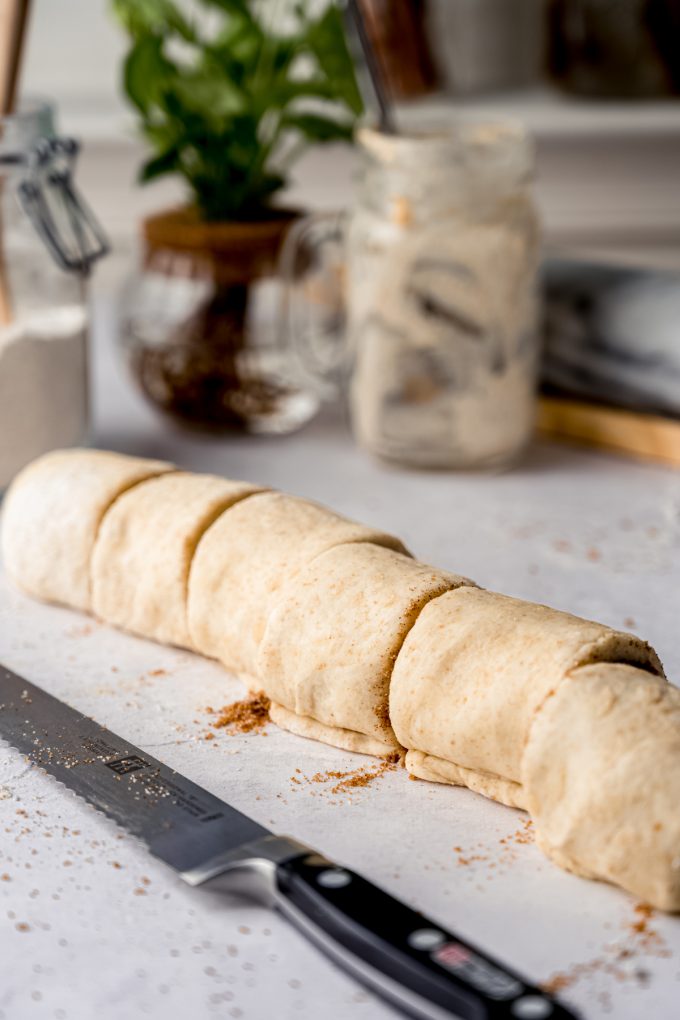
[1,297,680,1020]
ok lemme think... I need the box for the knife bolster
[185,834,310,905]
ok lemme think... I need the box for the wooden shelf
[398,86,680,140]
[538,396,680,467]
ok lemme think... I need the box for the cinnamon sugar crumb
[294,752,401,796]
[209,693,271,735]
[541,901,668,996]
[629,902,663,949]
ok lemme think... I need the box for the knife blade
[0,664,578,1020]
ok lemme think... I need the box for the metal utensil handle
[341,0,395,133]
[16,135,109,275]
[274,853,578,1020]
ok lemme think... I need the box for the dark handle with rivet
[271,853,578,1020]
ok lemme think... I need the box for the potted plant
[113,0,363,432]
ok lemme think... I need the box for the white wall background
[21,0,129,137]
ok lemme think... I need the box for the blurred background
[1,0,678,476]
[19,0,680,282]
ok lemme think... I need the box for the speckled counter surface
[1,301,680,1020]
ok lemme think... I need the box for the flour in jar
[0,306,88,490]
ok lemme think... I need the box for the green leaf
[167,70,246,123]
[113,0,196,42]
[306,6,364,116]
[122,36,173,114]
[111,0,363,220]
[139,146,181,183]
[195,0,250,16]
[263,76,336,107]
[282,111,354,142]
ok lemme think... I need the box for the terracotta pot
[125,205,312,433]
[142,205,300,284]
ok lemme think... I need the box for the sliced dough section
[523,663,680,911]
[269,702,399,758]
[188,490,408,678]
[91,472,263,648]
[258,543,472,753]
[405,750,526,810]
[390,586,662,803]
[1,448,173,611]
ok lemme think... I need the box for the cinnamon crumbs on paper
[292,752,401,796]
[540,901,669,997]
[208,692,271,735]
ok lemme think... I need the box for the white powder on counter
[0,306,88,490]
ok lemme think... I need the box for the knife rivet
[510,996,554,1018]
[408,929,446,950]
[317,869,352,889]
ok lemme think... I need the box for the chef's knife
[0,665,577,1020]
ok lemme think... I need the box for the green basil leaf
[113,0,196,42]
[139,146,181,183]
[282,111,355,142]
[112,0,362,220]
[123,36,173,113]
[306,5,364,115]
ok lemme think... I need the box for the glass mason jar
[281,122,541,469]
[119,208,320,435]
[0,101,103,490]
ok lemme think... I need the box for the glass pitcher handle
[17,137,109,276]
[278,211,350,401]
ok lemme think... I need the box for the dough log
[91,472,263,649]
[2,449,173,611]
[389,586,662,808]
[1,448,678,911]
[523,663,680,911]
[187,490,407,679]
[258,542,472,754]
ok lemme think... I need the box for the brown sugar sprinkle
[510,819,534,846]
[541,901,669,996]
[148,669,167,677]
[457,854,489,867]
[628,902,664,949]
[294,752,401,796]
[15,922,30,933]
[209,693,271,735]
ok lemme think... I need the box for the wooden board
[538,396,680,467]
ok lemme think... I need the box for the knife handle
[274,853,578,1020]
